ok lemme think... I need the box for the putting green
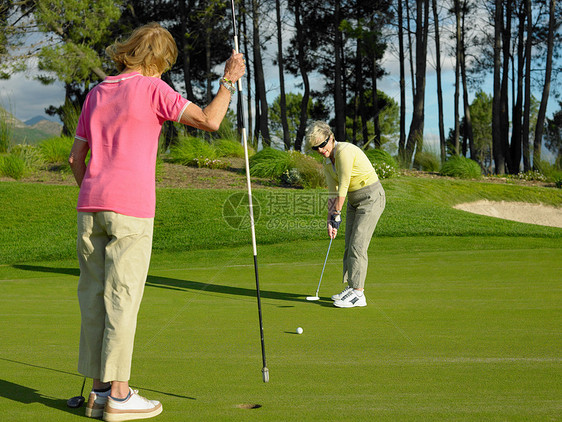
[0,236,560,421]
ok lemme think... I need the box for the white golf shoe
[331,286,352,301]
[85,391,108,418]
[103,388,162,421]
[333,289,367,308]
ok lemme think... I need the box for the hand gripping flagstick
[230,0,269,383]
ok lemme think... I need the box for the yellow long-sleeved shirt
[323,142,379,198]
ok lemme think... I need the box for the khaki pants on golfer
[77,211,154,383]
[343,181,385,289]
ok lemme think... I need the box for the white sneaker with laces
[331,286,352,301]
[333,289,367,308]
[103,388,162,421]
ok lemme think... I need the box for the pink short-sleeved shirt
[75,72,190,218]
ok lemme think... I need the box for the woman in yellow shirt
[305,121,386,308]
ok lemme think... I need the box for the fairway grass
[1,236,560,421]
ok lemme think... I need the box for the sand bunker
[454,200,562,228]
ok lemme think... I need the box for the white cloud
[0,70,65,122]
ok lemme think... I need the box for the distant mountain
[25,116,51,126]
[1,107,62,144]
[29,119,62,136]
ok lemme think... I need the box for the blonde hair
[106,22,178,75]
[304,121,333,152]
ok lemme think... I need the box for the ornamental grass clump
[413,150,441,172]
[10,144,44,169]
[168,136,218,165]
[0,154,26,180]
[215,138,247,158]
[39,136,74,168]
[286,151,325,188]
[440,156,481,179]
[249,147,292,179]
[250,148,324,188]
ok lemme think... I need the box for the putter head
[306,296,320,301]
[67,395,85,408]
[262,367,269,383]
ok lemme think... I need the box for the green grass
[1,176,560,264]
[0,236,560,421]
[0,176,560,420]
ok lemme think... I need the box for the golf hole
[236,403,262,409]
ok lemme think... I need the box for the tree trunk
[431,0,446,162]
[454,0,461,155]
[492,0,505,174]
[353,38,361,145]
[533,0,556,169]
[501,0,513,172]
[241,0,254,148]
[251,0,271,146]
[460,0,474,161]
[367,13,380,149]
[356,37,369,146]
[352,39,359,145]
[398,0,406,158]
[405,0,416,99]
[372,71,381,148]
[293,1,310,152]
[405,0,429,165]
[522,0,532,171]
[334,0,346,141]
[179,0,195,101]
[275,0,291,150]
[511,3,525,173]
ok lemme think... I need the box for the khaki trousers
[343,181,385,289]
[76,211,154,382]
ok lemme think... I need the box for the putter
[67,377,86,408]
[306,237,334,301]
[230,0,268,383]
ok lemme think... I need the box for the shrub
[413,151,441,172]
[10,144,44,169]
[441,156,481,179]
[287,151,325,188]
[249,148,325,188]
[364,149,399,179]
[168,136,217,165]
[249,147,291,179]
[39,136,74,165]
[554,173,562,189]
[0,113,12,153]
[0,154,26,180]
[215,138,247,158]
[534,160,562,186]
[364,148,397,167]
[374,162,399,179]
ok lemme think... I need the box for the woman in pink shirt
[68,22,244,421]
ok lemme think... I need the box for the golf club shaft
[315,237,333,296]
[230,0,268,383]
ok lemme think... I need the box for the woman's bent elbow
[199,120,221,132]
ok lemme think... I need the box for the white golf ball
[296,327,303,334]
